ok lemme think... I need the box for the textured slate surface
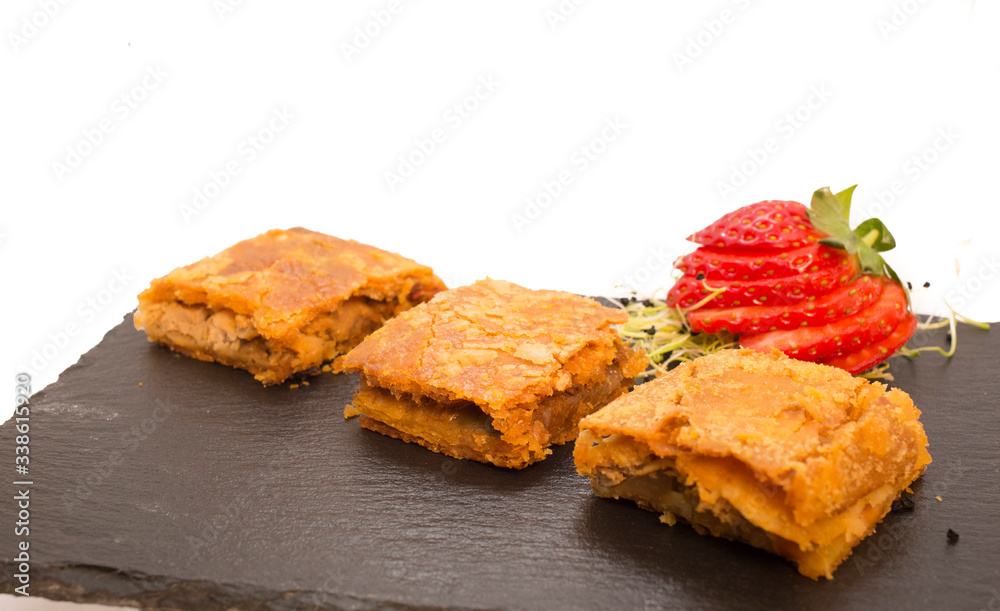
[1,313,998,610]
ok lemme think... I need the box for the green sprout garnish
[899,304,989,360]
[612,283,737,379]
[617,289,986,381]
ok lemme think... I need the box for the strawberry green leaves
[809,185,854,237]
[808,185,903,288]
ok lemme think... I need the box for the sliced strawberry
[675,244,847,282]
[666,255,858,309]
[687,274,883,334]
[688,200,826,250]
[818,313,918,374]
[739,278,908,361]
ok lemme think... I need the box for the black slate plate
[2,313,998,610]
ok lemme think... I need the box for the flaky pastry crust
[343,278,647,468]
[575,348,931,579]
[134,227,445,384]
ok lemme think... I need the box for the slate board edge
[0,564,466,611]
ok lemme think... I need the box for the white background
[2,1,999,608]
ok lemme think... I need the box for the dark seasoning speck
[947,529,960,544]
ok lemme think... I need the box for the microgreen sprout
[616,287,988,380]
[613,281,737,379]
[897,303,989,360]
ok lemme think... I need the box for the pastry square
[342,278,647,469]
[574,348,931,579]
[134,227,446,385]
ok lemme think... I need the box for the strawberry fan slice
[687,274,884,335]
[687,200,824,249]
[661,186,920,375]
[738,277,909,361]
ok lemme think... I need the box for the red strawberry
[662,186,916,375]
[739,278,908,362]
[675,244,845,282]
[666,254,858,309]
[818,313,918,374]
[688,200,825,250]
[687,274,883,334]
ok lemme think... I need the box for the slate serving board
[1,312,998,610]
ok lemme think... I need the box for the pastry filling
[577,432,904,579]
[590,461,781,554]
[348,346,637,468]
[138,297,398,384]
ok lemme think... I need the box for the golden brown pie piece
[134,227,446,385]
[574,348,931,579]
[342,278,647,469]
